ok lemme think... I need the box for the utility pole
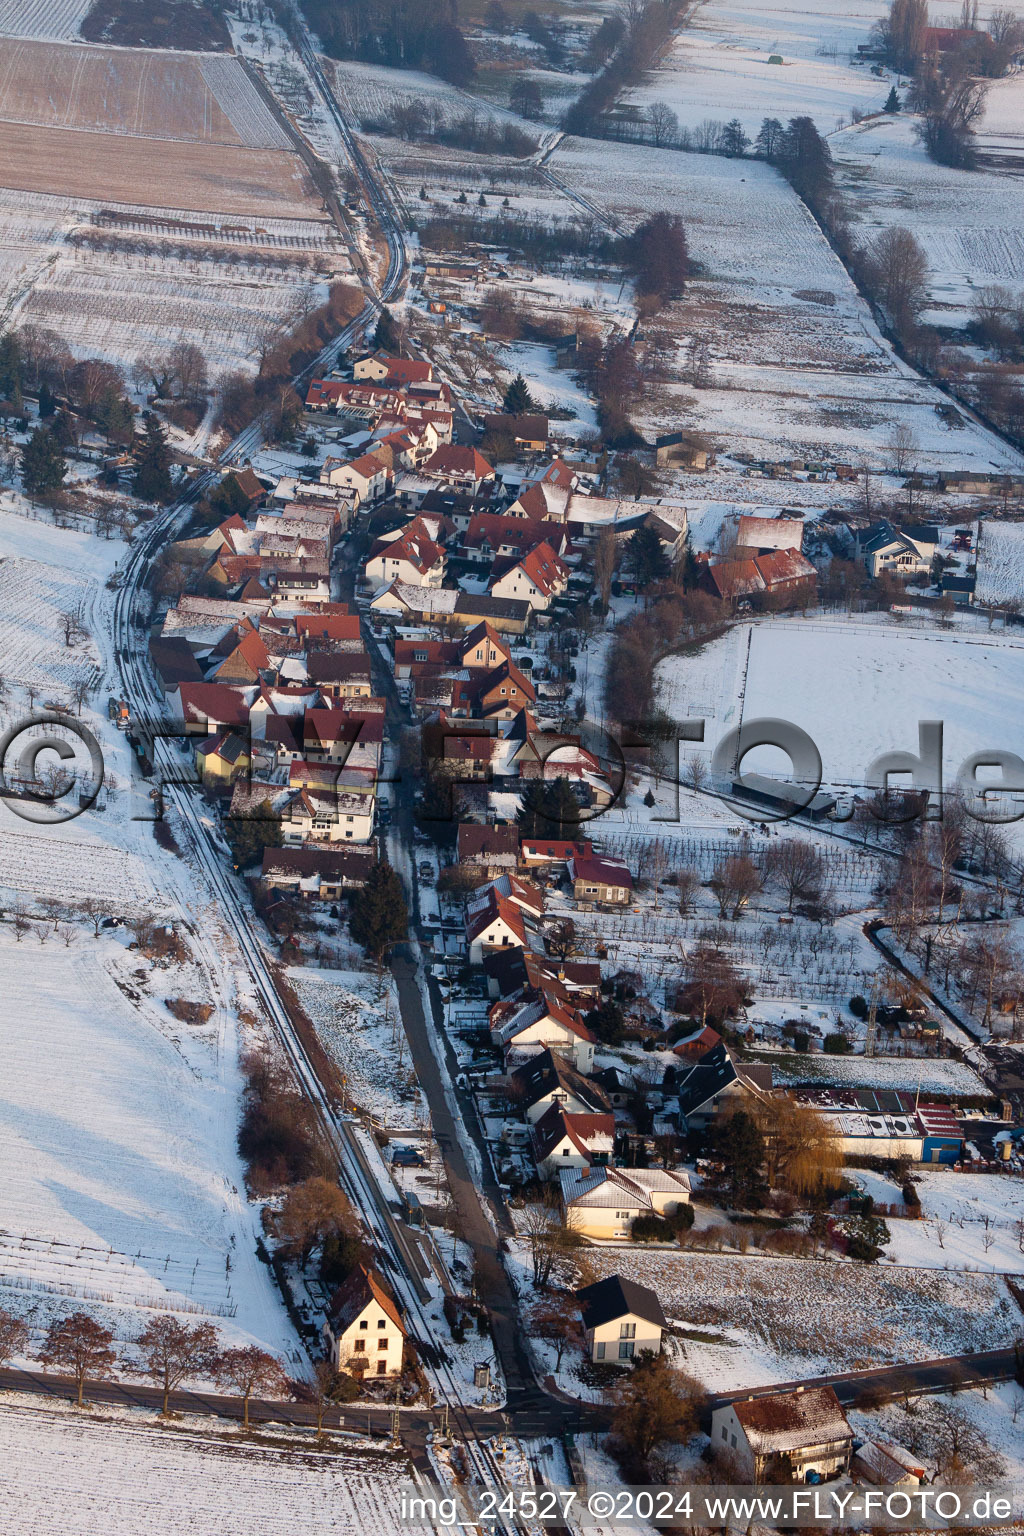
[865,974,879,1058]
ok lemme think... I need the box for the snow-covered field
[584,1249,1022,1391]
[0,1403,421,1536]
[0,187,345,378]
[0,928,295,1360]
[976,519,1024,605]
[656,612,1024,796]
[0,0,90,40]
[551,137,1024,467]
[834,115,1024,325]
[765,1053,989,1096]
[852,1383,1024,1485]
[623,0,892,137]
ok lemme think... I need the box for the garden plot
[656,613,1024,797]
[0,1402,421,1536]
[551,136,1022,467]
[287,967,427,1127]
[0,40,289,148]
[0,929,295,1359]
[622,0,892,138]
[583,1248,1021,1392]
[976,519,1024,605]
[833,115,1024,328]
[764,1053,988,1096]
[851,1168,1024,1273]
[0,0,90,40]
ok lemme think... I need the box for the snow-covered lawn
[764,1053,989,1096]
[656,612,1024,799]
[852,1167,1024,1273]
[581,1249,1022,1392]
[852,1382,1024,1485]
[834,114,1024,324]
[0,1401,421,1536]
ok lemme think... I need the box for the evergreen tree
[37,381,57,418]
[710,1110,768,1210]
[209,471,252,520]
[226,801,284,871]
[349,860,408,960]
[884,85,901,113]
[626,523,669,585]
[502,373,537,415]
[721,118,750,156]
[0,332,22,409]
[754,115,785,159]
[777,115,833,205]
[373,307,399,351]
[96,386,134,445]
[133,412,173,503]
[21,426,66,497]
[517,776,582,841]
[584,999,625,1046]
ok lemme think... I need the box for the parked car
[418,861,433,878]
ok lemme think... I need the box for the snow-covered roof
[731,1387,852,1454]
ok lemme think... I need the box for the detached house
[511,1049,611,1125]
[321,454,389,506]
[560,1165,691,1240]
[323,1263,406,1378]
[711,1387,853,1484]
[490,990,595,1073]
[490,542,569,612]
[466,888,526,964]
[569,854,633,906]
[364,529,446,590]
[576,1275,667,1364]
[531,1104,613,1180]
[457,822,520,876]
[421,445,495,496]
[855,520,938,580]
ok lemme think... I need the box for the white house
[530,1103,613,1180]
[575,1275,668,1364]
[321,453,389,505]
[511,1049,612,1125]
[323,1263,406,1378]
[855,520,937,580]
[364,528,446,590]
[711,1387,853,1484]
[491,993,595,1073]
[490,542,569,612]
[559,1166,691,1240]
[466,890,526,965]
[282,788,375,844]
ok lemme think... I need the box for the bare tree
[884,423,920,475]
[274,1178,354,1270]
[59,606,87,648]
[709,854,762,920]
[763,840,825,913]
[684,753,708,792]
[0,1307,30,1377]
[41,1312,117,1406]
[137,1317,220,1416]
[216,1346,288,1429]
[592,527,618,611]
[868,226,929,332]
[647,102,679,147]
[676,866,701,915]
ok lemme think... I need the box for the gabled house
[559,1166,691,1239]
[510,1049,611,1125]
[353,352,434,387]
[490,542,569,612]
[261,843,374,897]
[490,989,595,1072]
[466,888,526,964]
[855,520,937,580]
[735,515,804,554]
[576,1275,668,1363]
[305,652,373,699]
[459,621,511,671]
[482,412,549,451]
[421,445,495,495]
[711,1387,853,1484]
[569,854,633,906]
[323,1263,406,1377]
[195,730,251,787]
[172,681,253,737]
[677,1042,773,1129]
[457,822,520,876]
[531,1104,614,1180]
[364,529,446,590]
[321,453,389,505]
